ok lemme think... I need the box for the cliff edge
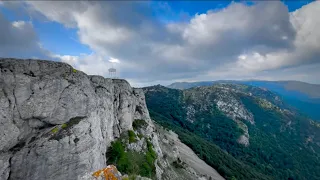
[0,58,224,180]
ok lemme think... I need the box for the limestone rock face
[0,58,224,180]
[183,85,253,146]
[155,126,225,180]
[0,58,150,180]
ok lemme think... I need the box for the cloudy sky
[0,1,319,87]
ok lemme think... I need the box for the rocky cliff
[0,58,224,180]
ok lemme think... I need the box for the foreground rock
[0,58,149,180]
[155,125,225,180]
[0,58,223,180]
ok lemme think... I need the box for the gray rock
[0,58,152,180]
[155,126,225,180]
[0,153,11,180]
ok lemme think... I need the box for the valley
[144,84,320,180]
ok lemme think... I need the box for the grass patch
[107,139,157,178]
[128,130,137,143]
[132,119,148,130]
[66,116,84,127]
[128,175,137,180]
[137,133,144,139]
[51,127,59,133]
[61,123,68,129]
[49,117,85,141]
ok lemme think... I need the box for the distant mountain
[168,80,320,121]
[144,84,320,180]
[239,80,320,99]
[168,80,320,98]
[167,81,215,89]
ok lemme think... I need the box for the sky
[0,0,319,87]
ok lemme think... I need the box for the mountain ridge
[168,80,320,97]
[167,80,320,121]
[143,84,320,180]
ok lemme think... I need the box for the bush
[146,140,157,161]
[128,130,137,143]
[108,140,125,163]
[137,133,144,139]
[132,119,148,130]
[107,138,157,178]
[61,123,68,129]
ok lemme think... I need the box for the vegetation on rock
[128,130,138,143]
[51,127,59,134]
[133,119,148,130]
[107,132,157,179]
[61,123,68,129]
[144,84,320,180]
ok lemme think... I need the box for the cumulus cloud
[0,10,51,59]
[52,54,79,66]
[231,2,320,74]
[109,57,120,63]
[52,53,114,77]
[2,1,320,85]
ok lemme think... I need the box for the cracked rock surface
[0,58,224,180]
[0,58,150,180]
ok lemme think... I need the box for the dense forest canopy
[143,84,320,180]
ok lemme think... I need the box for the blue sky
[0,5,91,56]
[0,1,319,86]
[1,1,313,58]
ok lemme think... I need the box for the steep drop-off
[144,84,320,180]
[0,58,224,180]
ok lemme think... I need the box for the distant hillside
[168,80,320,121]
[167,81,214,89]
[168,80,320,98]
[144,84,320,180]
[282,81,320,98]
[239,80,320,100]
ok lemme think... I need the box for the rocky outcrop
[0,58,223,180]
[155,126,225,180]
[0,58,154,180]
[183,85,253,146]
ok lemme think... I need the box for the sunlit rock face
[0,58,151,180]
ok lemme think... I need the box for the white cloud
[53,53,114,77]
[0,12,51,59]
[52,54,79,67]
[109,57,120,63]
[12,21,27,28]
[2,1,320,85]
[238,55,247,60]
[77,54,110,76]
[230,1,320,74]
